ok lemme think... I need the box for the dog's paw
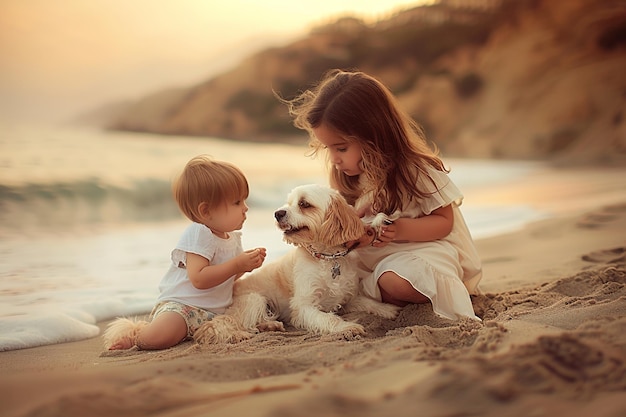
[334,321,366,338]
[369,212,392,230]
[376,303,402,320]
[195,327,253,344]
[257,320,285,332]
[193,323,219,345]
[369,212,402,237]
[194,316,255,344]
[226,330,255,344]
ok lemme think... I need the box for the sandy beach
[2,0,625,414]
[1,197,625,416]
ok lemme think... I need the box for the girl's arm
[185,248,266,290]
[365,204,453,247]
[391,204,454,243]
[350,205,454,248]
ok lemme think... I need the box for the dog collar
[304,242,359,279]
[306,247,349,260]
[304,240,359,261]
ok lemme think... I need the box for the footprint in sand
[577,203,626,229]
[582,247,625,264]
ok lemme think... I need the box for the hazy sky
[0,0,427,123]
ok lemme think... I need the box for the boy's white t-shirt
[157,222,243,313]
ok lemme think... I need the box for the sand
[1,201,625,417]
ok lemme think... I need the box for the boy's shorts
[150,301,217,338]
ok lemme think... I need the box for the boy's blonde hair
[173,155,249,223]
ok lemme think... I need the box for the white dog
[194,184,400,344]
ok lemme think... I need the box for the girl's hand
[346,226,376,249]
[371,224,396,247]
[236,248,266,273]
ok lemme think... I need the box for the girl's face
[313,124,363,177]
[203,197,248,238]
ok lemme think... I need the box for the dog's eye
[299,200,311,209]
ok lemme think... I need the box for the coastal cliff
[104,0,626,163]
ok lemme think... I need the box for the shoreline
[1,200,625,416]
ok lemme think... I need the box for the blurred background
[0,0,423,124]
[2,0,625,161]
[1,0,625,351]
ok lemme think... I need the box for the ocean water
[0,124,547,352]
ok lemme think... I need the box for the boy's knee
[137,314,189,349]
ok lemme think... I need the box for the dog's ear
[319,194,365,246]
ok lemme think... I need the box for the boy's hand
[236,247,267,273]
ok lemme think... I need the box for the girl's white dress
[357,168,482,320]
[157,222,243,314]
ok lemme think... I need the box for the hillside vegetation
[106,0,626,164]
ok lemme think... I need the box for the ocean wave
[0,178,284,232]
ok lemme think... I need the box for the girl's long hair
[280,69,447,214]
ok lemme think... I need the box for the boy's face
[204,197,248,237]
[313,124,363,177]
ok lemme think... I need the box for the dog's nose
[274,210,286,221]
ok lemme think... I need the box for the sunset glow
[0,0,431,122]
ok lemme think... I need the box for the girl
[282,69,482,320]
[104,155,267,350]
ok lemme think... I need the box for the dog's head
[274,184,364,249]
